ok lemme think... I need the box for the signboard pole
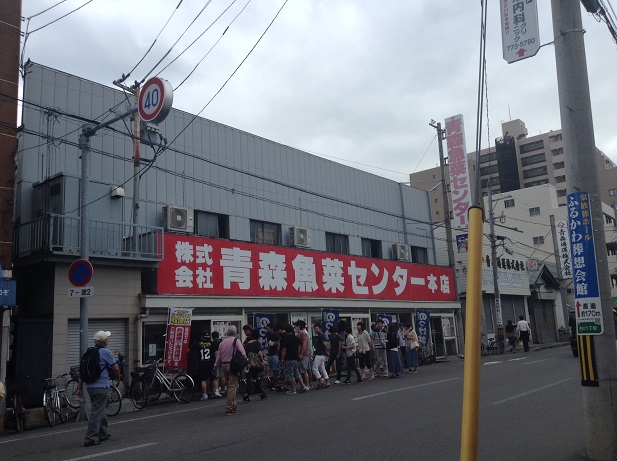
[78,131,91,359]
[488,187,504,353]
[552,2,617,458]
[131,87,141,255]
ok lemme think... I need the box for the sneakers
[356,378,363,383]
[84,440,100,447]
[334,380,341,384]
[99,434,111,442]
[343,380,351,384]
[200,394,209,401]
[286,389,297,395]
[214,391,223,398]
[411,369,418,373]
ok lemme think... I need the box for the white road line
[62,442,158,461]
[522,358,554,366]
[0,402,225,445]
[351,377,459,401]
[483,361,503,366]
[508,357,527,362]
[491,378,572,405]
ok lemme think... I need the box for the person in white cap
[77,330,120,447]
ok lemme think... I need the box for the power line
[27,0,70,20]
[28,0,95,34]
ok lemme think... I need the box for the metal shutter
[67,319,128,368]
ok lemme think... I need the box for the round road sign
[138,77,173,124]
[68,259,93,287]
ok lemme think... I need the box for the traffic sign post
[500,0,541,63]
[68,286,94,298]
[567,192,604,336]
[68,259,94,287]
[138,77,173,124]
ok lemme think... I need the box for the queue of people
[190,320,424,415]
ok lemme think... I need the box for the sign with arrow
[500,0,541,64]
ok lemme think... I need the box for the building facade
[10,62,461,402]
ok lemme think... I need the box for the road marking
[62,443,158,461]
[0,402,225,445]
[483,361,502,366]
[522,358,554,366]
[351,377,458,401]
[491,378,572,405]
[508,357,527,362]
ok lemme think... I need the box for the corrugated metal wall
[18,62,434,260]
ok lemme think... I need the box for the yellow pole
[460,205,484,461]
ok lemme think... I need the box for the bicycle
[129,359,194,409]
[418,343,436,366]
[42,374,71,426]
[5,376,30,432]
[105,385,123,417]
[65,366,81,409]
[114,351,130,398]
[481,334,500,356]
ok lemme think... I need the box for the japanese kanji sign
[165,307,193,372]
[556,219,572,279]
[500,0,540,63]
[158,235,457,302]
[445,114,472,229]
[415,309,431,347]
[567,192,603,335]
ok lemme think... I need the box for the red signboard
[157,235,456,302]
[165,307,193,372]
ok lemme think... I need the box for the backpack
[80,346,102,383]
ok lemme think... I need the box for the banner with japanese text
[378,314,395,327]
[445,114,472,229]
[321,309,340,339]
[158,235,456,302]
[415,309,431,347]
[165,307,193,373]
[253,313,275,350]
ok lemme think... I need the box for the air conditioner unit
[164,205,194,233]
[393,243,409,261]
[290,226,311,248]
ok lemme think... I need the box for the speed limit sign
[139,77,173,124]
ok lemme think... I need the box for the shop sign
[445,114,472,229]
[321,309,339,339]
[158,235,456,302]
[253,313,275,350]
[165,307,193,372]
[378,314,395,327]
[415,309,431,347]
[556,219,572,279]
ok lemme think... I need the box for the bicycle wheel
[59,397,69,423]
[171,374,194,404]
[105,386,122,417]
[116,378,130,399]
[148,376,162,401]
[15,404,25,433]
[43,391,58,427]
[130,380,148,410]
[64,379,80,409]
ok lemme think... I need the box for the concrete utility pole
[487,187,504,352]
[551,2,617,459]
[131,87,141,253]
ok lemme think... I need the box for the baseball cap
[201,331,211,339]
[93,330,111,341]
[293,320,306,329]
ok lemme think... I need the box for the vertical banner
[456,234,469,253]
[321,309,340,339]
[253,313,275,350]
[556,219,572,279]
[415,309,431,347]
[378,314,395,327]
[165,307,194,372]
[445,114,472,229]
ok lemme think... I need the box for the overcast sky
[17,0,617,183]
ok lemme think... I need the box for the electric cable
[27,0,70,20]
[28,0,95,34]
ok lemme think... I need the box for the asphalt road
[1,346,588,461]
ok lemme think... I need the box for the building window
[410,246,429,264]
[521,152,546,166]
[609,188,617,197]
[481,177,500,188]
[504,198,515,208]
[555,175,566,184]
[480,164,499,176]
[524,178,550,187]
[250,220,281,245]
[479,152,498,163]
[553,161,564,170]
[529,207,540,216]
[557,189,567,197]
[196,211,229,238]
[519,140,544,154]
[361,238,382,259]
[551,147,563,156]
[549,133,562,142]
[326,232,349,254]
[522,166,548,179]
[533,236,545,245]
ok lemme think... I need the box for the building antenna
[508,104,512,121]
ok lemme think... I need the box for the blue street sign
[567,192,603,335]
[68,259,93,287]
[0,279,17,306]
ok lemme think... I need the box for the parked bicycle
[114,351,130,398]
[42,374,71,426]
[418,342,436,366]
[105,385,123,417]
[65,366,81,409]
[129,359,194,409]
[481,334,500,356]
[4,376,30,432]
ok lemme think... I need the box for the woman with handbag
[243,329,268,402]
[405,323,419,373]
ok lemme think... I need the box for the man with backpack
[77,330,120,447]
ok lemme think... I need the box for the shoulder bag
[230,338,249,374]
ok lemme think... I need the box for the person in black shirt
[312,324,330,388]
[325,327,343,384]
[265,323,280,390]
[198,332,215,400]
[243,329,267,402]
[279,325,301,394]
[210,331,223,398]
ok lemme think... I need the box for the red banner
[157,235,456,302]
[164,307,193,372]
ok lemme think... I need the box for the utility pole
[131,87,141,254]
[487,187,504,353]
[551,2,617,460]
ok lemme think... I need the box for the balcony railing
[14,214,164,262]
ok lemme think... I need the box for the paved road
[1,346,588,461]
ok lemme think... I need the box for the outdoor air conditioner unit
[164,205,194,233]
[290,226,311,248]
[393,243,410,261]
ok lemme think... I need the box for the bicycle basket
[44,378,56,389]
[70,365,80,380]
[135,365,156,382]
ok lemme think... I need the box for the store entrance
[430,315,458,358]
